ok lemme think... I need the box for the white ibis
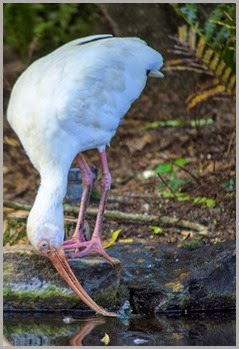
[7,34,163,316]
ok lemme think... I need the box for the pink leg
[63,153,94,245]
[64,150,115,265]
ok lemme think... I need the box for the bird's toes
[63,239,75,247]
[63,239,83,248]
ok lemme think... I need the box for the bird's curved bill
[48,247,117,317]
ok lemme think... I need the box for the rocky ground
[3,50,236,249]
[3,3,236,316]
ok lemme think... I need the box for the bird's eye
[39,240,49,251]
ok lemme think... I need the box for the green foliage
[142,118,214,130]
[156,158,188,192]
[204,5,236,71]
[171,3,236,72]
[4,3,99,60]
[193,196,216,208]
[155,158,216,208]
[190,118,213,127]
[103,229,122,249]
[90,188,101,200]
[4,4,37,59]
[149,225,164,239]
[180,3,198,24]
[149,225,164,235]
[160,191,216,208]
[223,178,235,193]
[156,162,173,174]
[168,3,236,108]
[161,191,190,202]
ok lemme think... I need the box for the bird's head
[27,223,64,253]
[27,223,117,317]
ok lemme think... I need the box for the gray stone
[64,167,98,204]
[3,244,121,311]
[3,240,235,315]
[108,240,236,314]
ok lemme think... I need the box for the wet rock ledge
[3,244,121,311]
[110,240,235,315]
[3,240,236,314]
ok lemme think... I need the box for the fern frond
[164,66,207,74]
[209,55,219,71]
[167,24,235,108]
[178,25,188,43]
[221,67,232,83]
[195,78,220,91]
[227,75,236,94]
[186,84,226,109]
[215,61,226,77]
[186,78,219,107]
[188,26,197,49]
[202,48,214,65]
[195,37,206,58]
[209,19,236,30]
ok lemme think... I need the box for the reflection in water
[3,311,236,346]
[68,317,105,346]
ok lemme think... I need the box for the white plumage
[7,34,163,316]
[7,34,163,249]
[8,35,162,165]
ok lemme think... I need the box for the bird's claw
[63,237,116,266]
[63,236,85,247]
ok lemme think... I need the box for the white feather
[7,35,163,248]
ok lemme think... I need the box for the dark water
[3,311,236,346]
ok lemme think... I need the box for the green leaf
[149,226,164,235]
[169,171,176,181]
[160,191,175,199]
[155,162,172,174]
[103,229,122,249]
[90,189,100,200]
[223,178,235,192]
[176,192,190,201]
[190,118,214,127]
[160,191,190,201]
[209,19,236,30]
[205,199,216,208]
[162,119,184,127]
[194,197,206,204]
[169,178,187,192]
[141,119,184,130]
[193,196,216,208]
[180,4,198,24]
[173,158,188,167]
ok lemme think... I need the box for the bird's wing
[50,37,163,126]
[7,36,163,152]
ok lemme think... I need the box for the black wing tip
[77,35,113,46]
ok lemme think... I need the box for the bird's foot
[63,236,116,265]
[63,235,86,248]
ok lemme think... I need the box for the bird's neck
[27,168,68,230]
